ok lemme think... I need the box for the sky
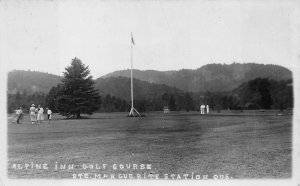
[1,0,299,78]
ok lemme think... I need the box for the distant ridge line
[8,63,292,94]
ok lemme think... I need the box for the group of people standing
[29,104,52,124]
[12,104,52,124]
[200,104,209,114]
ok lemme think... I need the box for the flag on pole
[131,33,135,45]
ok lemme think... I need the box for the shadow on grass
[54,113,147,121]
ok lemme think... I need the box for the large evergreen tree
[57,58,101,118]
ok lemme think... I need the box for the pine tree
[57,58,101,118]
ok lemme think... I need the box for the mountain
[7,63,292,96]
[95,76,183,101]
[7,64,293,113]
[7,70,62,94]
[7,70,183,100]
[101,63,292,92]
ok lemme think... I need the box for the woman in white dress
[29,104,36,124]
[200,105,205,114]
[37,105,44,124]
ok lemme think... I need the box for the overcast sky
[1,0,298,78]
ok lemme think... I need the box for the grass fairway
[7,111,292,179]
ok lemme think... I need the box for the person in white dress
[29,104,36,124]
[200,105,205,114]
[206,105,209,114]
[37,105,44,124]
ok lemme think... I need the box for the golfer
[29,104,36,124]
[37,105,44,124]
[46,108,52,124]
[206,105,209,114]
[13,107,21,124]
[200,105,205,114]
[17,107,23,124]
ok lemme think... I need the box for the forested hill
[7,63,292,95]
[95,76,183,101]
[8,70,62,94]
[101,63,292,92]
[7,67,293,113]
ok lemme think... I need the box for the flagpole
[129,33,140,116]
[130,33,134,110]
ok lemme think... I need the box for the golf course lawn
[7,110,292,179]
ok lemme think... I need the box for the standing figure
[29,104,36,124]
[206,105,209,114]
[200,105,205,114]
[37,105,44,124]
[16,107,23,124]
[163,106,169,114]
[46,108,52,124]
[13,108,19,124]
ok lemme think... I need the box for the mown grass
[7,110,292,179]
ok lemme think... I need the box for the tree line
[190,78,293,112]
[7,77,293,114]
[7,58,293,117]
